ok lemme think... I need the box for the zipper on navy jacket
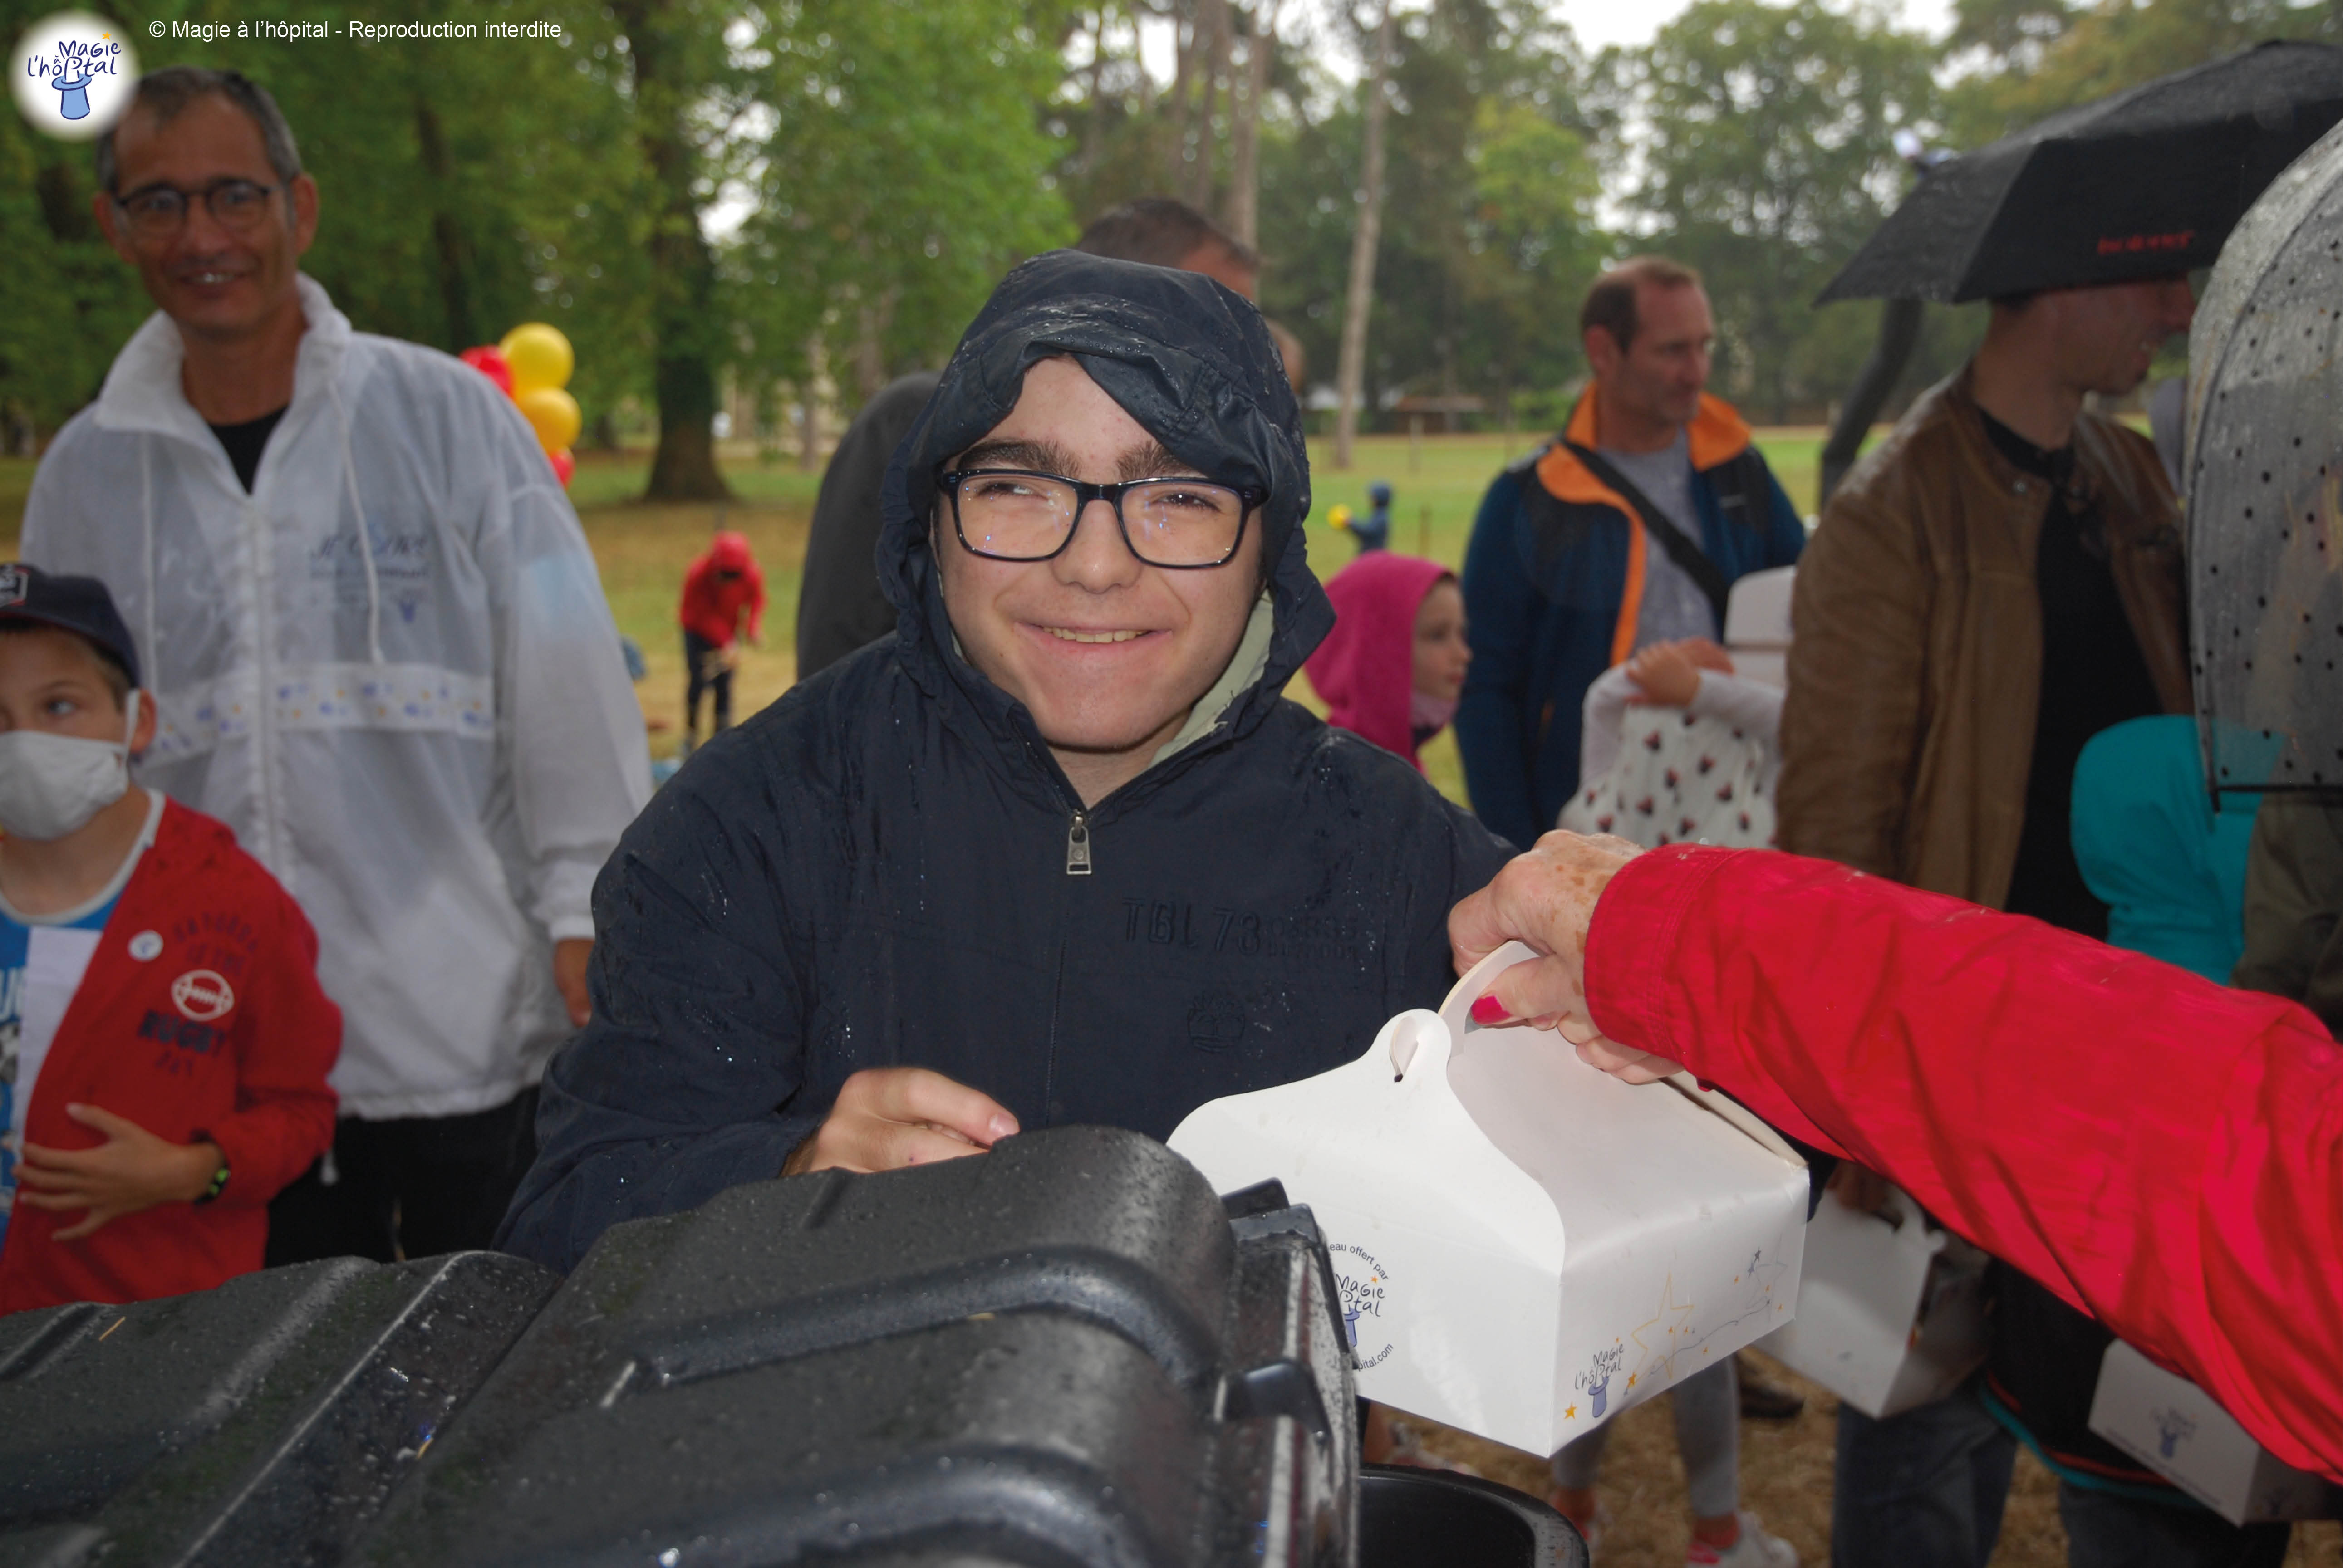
[1040,938,1069,1122]
[1065,810,1092,875]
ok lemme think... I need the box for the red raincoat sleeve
[677,556,715,642]
[1583,845,2342,1480]
[203,885,341,1206]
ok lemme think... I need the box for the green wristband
[189,1134,230,1206]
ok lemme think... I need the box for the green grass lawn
[0,424,1854,808]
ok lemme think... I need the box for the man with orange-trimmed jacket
[1456,257,1806,848]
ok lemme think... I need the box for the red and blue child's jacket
[0,799,340,1315]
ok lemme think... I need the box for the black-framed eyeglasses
[111,178,287,241]
[939,468,1263,569]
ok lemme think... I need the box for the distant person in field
[678,530,766,754]
[0,566,339,1315]
[20,67,650,1269]
[1454,256,1805,851]
[795,198,1285,682]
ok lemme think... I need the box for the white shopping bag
[1168,942,1808,1456]
[1757,1184,1988,1418]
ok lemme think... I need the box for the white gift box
[1757,1183,1989,1419]
[1723,564,1796,689]
[1168,941,1809,1456]
[2087,1339,2342,1525]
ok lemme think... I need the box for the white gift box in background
[2087,1340,2343,1526]
[1169,942,1809,1456]
[1758,1182,1989,1419]
[1722,564,1797,689]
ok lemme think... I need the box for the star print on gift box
[1627,1271,1700,1384]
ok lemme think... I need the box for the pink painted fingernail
[1470,994,1513,1026]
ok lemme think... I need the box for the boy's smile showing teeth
[1043,627,1147,644]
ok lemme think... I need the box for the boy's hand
[554,938,594,1028]
[18,1105,221,1240]
[781,1068,1018,1176]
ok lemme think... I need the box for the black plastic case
[353,1127,1354,1568]
[0,1250,555,1567]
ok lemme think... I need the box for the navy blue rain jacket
[1455,395,1806,847]
[501,252,1516,1273]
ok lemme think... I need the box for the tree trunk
[1187,0,1232,212]
[1331,2,1393,472]
[1226,0,1276,248]
[1082,6,1112,172]
[413,97,476,351]
[1165,3,1195,192]
[854,288,899,403]
[615,0,731,501]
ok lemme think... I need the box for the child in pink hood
[1304,553,1470,772]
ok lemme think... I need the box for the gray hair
[94,67,302,195]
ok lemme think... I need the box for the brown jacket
[1778,365,2191,906]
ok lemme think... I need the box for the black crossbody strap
[1563,440,1729,630]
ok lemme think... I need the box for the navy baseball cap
[0,564,140,687]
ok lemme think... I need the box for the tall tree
[1629,0,1940,421]
[1947,0,2337,146]
[1224,0,1279,248]
[1332,1,1394,470]
[1457,98,1605,411]
[732,0,1071,416]
[611,0,736,500]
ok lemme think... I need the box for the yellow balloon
[500,322,574,395]
[516,386,581,453]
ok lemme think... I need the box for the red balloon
[460,345,515,398]
[549,447,576,488]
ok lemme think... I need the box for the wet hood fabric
[877,251,1332,762]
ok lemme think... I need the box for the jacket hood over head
[877,251,1331,767]
[1306,551,1453,769]
[706,530,756,572]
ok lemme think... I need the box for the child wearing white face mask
[0,564,340,1314]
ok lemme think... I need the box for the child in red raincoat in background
[1303,552,1470,772]
[677,531,767,752]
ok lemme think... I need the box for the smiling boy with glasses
[501,253,1517,1269]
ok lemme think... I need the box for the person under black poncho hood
[500,252,1514,1274]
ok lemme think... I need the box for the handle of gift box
[1384,1009,1454,1093]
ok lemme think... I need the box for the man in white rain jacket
[22,67,650,1263]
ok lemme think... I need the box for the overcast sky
[1137,0,1960,82]
[1565,0,1954,54]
